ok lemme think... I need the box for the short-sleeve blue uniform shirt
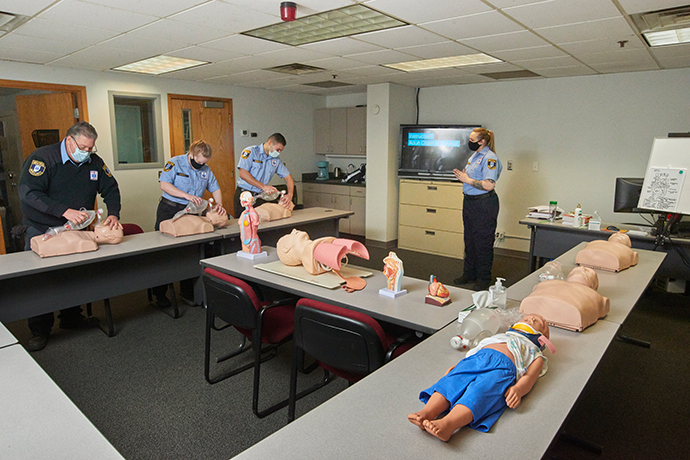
[159,154,219,205]
[236,144,290,193]
[463,147,502,196]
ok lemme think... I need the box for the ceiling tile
[649,43,690,59]
[12,18,119,47]
[366,0,491,24]
[536,17,638,44]
[398,41,476,59]
[491,45,567,62]
[617,0,690,15]
[459,61,524,75]
[502,0,623,29]
[256,47,334,64]
[128,20,231,48]
[169,0,278,33]
[300,37,385,56]
[80,0,210,18]
[576,47,656,65]
[0,0,54,16]
[0,45,62,64]
[201,33,288,54]
[50,46,154,71]
[301,56,375,71]
[512,55,584,70]
[225,0,353,17]
[0,31,87,55]
[656,55,690,69]
[421,11,525,41]
[343,49,418,65]
[589,60,660,73]
[460,30,551,52]
[354,26,449,49]
[559,38,646,56]
[536,65,598,77]
[38,0,158,33]
[167,46,248,63]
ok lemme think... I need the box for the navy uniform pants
[462,190,499,284]
[153,197,194,299]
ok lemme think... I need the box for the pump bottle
[574,204,582,227]
[489,277,507,309]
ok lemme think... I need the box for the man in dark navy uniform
[19,121,121,351]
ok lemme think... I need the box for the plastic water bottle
[574,204,582,227]
[450,308,501,350]
[549,200,557,223]
[488,277,507,310]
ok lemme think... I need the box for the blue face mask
[71,147,91,163]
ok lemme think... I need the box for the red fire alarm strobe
[281,2,296,21]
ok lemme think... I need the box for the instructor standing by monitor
[452,128,502,291]
[234,133,294,218]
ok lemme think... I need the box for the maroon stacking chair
[203,267,298,418]
[86,223,145,336]
[288,298,416,422]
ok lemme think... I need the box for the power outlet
[241,129,249,137]
[532,161,539,172]
[495,231,505,241]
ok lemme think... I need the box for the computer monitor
[614,177,644,213]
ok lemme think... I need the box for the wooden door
[16,92,77,159]
[169,95,235,216]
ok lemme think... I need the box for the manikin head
[513,313,550,340]
[93,225,124,244]
[567,266,599,290]
[276,229,312,265]
[205,209,229,227]
[608,232,631,247]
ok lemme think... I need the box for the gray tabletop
[507,242,666,325]
[0,322,17,349]
[201,247,474,335]
[233,311,620,460]
[0,345,124,459]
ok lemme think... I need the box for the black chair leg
[287,347,332,423]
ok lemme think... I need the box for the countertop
[301,173,365,187]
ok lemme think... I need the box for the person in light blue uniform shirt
[154,140,226,306]
[234,133,294,218]
[453,128,502,291]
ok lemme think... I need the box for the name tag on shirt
[177,172,189,177]
[253,159,263,164]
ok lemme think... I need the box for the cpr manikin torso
[575,232,638,272]
[159,214,214,237]
[519,266,610,332]
[255,202,294,222]
[31,225,124,258]
[277,229,336,275]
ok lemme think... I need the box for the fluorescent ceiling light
[242,4,408,46]
[113,55,208,75]
[384,54,502,72]
[0,11,30,32]
[643,28,690,46]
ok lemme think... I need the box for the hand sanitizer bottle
[489,277,507,310]
[574,204,582,227]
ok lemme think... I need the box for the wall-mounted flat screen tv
[398,124,481,180]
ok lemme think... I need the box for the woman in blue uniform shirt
[453,128,502,291]
[153,140,226,306]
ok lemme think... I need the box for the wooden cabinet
[398,179,464,259]
[314,107,365,156]
[346,106,366,155]
[314,108,346,155]
[303,183,366,236]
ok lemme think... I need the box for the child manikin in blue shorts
[408,314,555,442]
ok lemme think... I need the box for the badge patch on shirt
[90,170,98,181]
[29,160,46,176]
[200,171,208,179]
[487,159,497,170]
[164,161,174,172]
[102,164,113,177]
[271,159,277,167]
[241,149,251,159]
[253,159,263,164]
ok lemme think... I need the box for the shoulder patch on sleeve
[29,160,46,176]
[102,164,113,177]
[241,149,251,159]
[163,160,174,172]
[487,159,497,170]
